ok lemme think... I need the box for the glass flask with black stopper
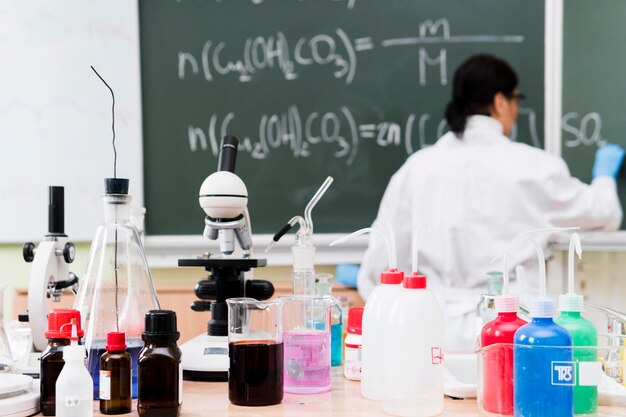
[74,178,160,399]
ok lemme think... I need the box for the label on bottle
[99,370,111,400]
[431,347,443,365]
[344,345,362,380]
[64,395,81,407]
[178,365,183,404]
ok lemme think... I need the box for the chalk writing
[177,18,524,85]
[562,112,609,148]
[187,106,541,165]
[178,29,358,83]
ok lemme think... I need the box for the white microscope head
[198,171,248,219]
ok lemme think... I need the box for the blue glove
[592,143,626,179]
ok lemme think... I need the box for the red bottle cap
[106,331,127,351]
[380,268,404,285]
[403,272,427,289]
[347,307,364,335]
[45,309,84,339]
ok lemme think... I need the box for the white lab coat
[358,115,622,352]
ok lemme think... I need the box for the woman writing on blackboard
[358,54,625,351]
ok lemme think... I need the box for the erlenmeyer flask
[0,285,13,373]
[74,178,160,399]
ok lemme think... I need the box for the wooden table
[35,368,626,416]
[78,368,479,417]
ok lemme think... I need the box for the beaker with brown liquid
[227,298,283,406]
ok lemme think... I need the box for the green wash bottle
[555,233,598,415]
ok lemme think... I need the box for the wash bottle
[480,228,569,414]
[331,225,402,401]
[513,236,573,417]
[55,319,93,417]
[383,231,444,417]
[555,233,598,414]
[480,236,529,414]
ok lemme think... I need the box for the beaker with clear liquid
[281,295,332,394]
[74,179,160,399]
[227,298,283,406]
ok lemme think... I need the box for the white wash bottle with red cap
[330,225,402,401]
[382,232,444,417]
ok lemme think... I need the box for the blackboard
[562,0,626,229]
[139,0,545,236]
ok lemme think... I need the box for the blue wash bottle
[514,297,573,417]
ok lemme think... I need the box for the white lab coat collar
[464,115,504,134]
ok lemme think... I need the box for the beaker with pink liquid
[280,295,332,394]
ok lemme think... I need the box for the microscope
[22,187,78,353]
[178,136,274,381]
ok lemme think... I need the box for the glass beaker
[74,179,160,399]
[227,298,283,406]
[0,285,13,373]
[280,295,332,394]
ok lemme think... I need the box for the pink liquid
[283,330,331,394]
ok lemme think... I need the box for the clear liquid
[283,330,331,394]
[88,340,142,399]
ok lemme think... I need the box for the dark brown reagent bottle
[100,331,132,414]
[228,340,284,406]
[138,310,182,417]
[40,309,84,416]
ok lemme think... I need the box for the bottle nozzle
[330,224,397,270]
[494,227,577,314]
[560,232,584,312]
[411,226,418,273]
[304,176,333,235]
[267,176,333,252]
[567,232,582,295]
[70,318,78,345]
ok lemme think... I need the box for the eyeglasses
[506,92,526,102]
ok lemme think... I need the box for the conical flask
[74,178,160,399]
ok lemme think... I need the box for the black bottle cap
[142,310,180,342]
[104,178,129,195]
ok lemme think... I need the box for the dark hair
[444,54,518,135]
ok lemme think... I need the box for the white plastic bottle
[56,320,93,417]
[361,268,403,399]
[383,272,444,417]
[330,225,400,400]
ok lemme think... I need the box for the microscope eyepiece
[48,186,65,235]
[218,136,239,173]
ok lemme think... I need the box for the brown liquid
[228,340,283,406]
[40,339,70,416]
[100,350,132,414]
[138,343,182,417]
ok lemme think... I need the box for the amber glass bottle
[100,331,132,414]
[138,310,182,417]
[40,309,83,416]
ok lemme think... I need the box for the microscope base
[181,333,229,381]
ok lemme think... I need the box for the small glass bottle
[138,310,182,417]
[40,309,83,416]
[100,331,132,414]
[475,271,503,334]
[315,273,343,366]
[344,306,364,381]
